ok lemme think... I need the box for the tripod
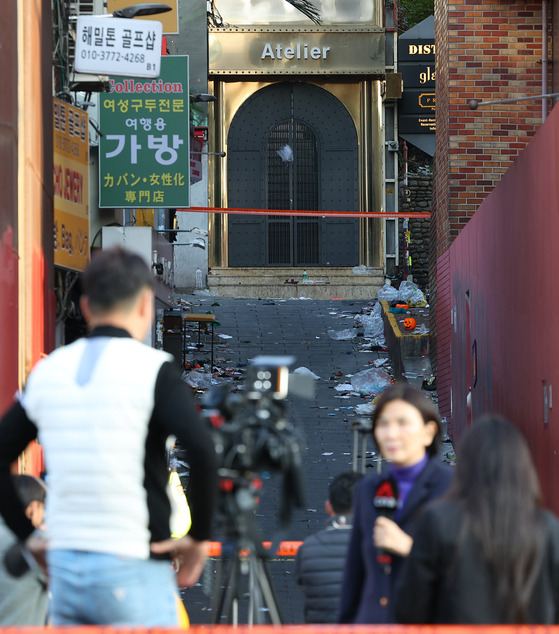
[208,477,284,625]
[209,538,283,625]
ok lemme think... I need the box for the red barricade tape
[207,541,302,558]
[179,206,431,219]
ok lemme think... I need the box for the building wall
[0,0,19,412]
[169,0,210,290]
[0,0,54,412]
[441,102,559,510]
[431,0,549,372]
[552,0,559,91]
[398,172,432,290]
[18,0,55,382]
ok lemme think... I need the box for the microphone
[373,477,399,574]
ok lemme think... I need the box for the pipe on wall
[543,0,549,121]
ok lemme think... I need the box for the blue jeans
[47,550,179,626]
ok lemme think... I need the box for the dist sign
[99,56,190,209]
[74,16,162,78]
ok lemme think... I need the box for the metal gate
[227,82,359,267]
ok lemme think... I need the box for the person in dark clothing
[338,384,453,624]
[295,470,364,623]
[0,475,48,625]
[396,415,559,624]
[0,247,218,626]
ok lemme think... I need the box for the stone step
[206,267,385,300]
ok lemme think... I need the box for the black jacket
[295,515,353,623]
[396,500,559,624]
[338,458,453,623]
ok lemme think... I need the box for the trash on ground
[422,376,437,391]
[352,265,371,275]
[193,289,217,296]
[182,371,225,390]
[327,328,356,340]
[355,402,376,415]
[372,358,389,368]
[377,283,399,302]
[293,366,321,380]
[335,383,354,391]
[355,302,384,339]
[398,280,427,306]
[350,367,392,395]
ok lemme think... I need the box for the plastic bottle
[195,267,203,289]
[302,270,308,282]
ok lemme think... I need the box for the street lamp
[468,93,559,111]
[191,94,218,104]
[112,3,172,18]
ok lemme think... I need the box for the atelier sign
[209,28,385,75]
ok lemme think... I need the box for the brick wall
[430,0,550,372]
[553,0,559,90]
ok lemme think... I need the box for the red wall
[438,102,559,510]
[0,0,19,412]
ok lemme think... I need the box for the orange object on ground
[403,317,417,330]
[396,304,409,310]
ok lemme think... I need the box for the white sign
[74,16,162,78]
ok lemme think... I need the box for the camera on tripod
[199,356,313,625]
[200,355,308,514]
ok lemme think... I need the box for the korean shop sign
[99,56,190,209]
[75,16,162,78]
[53,98,90,271]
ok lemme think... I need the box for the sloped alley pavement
[172,295,454,624]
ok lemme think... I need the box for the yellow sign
[419,93,436,108]
[108,0,179,35]
[53,98,90,271]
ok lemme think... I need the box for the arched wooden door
[227,82,359,267]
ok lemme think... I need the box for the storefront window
[212,0,381,26]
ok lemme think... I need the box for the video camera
[200,356,312,538]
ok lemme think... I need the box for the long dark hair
[371,383,442,457]
[449,415,544,623]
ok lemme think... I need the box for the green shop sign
[99,56,189,208]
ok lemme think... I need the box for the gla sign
[74,16,162,79]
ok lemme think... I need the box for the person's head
[80,247,154,341]
[13,475,47,529]
[451,414,542,510]
[326,471,364,516]
[449,415,543,623]
[371,383,441,467]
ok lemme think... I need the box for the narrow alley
[172,294,453,624]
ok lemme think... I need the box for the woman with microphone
[396,415,559,624]
[338,383,453,624]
